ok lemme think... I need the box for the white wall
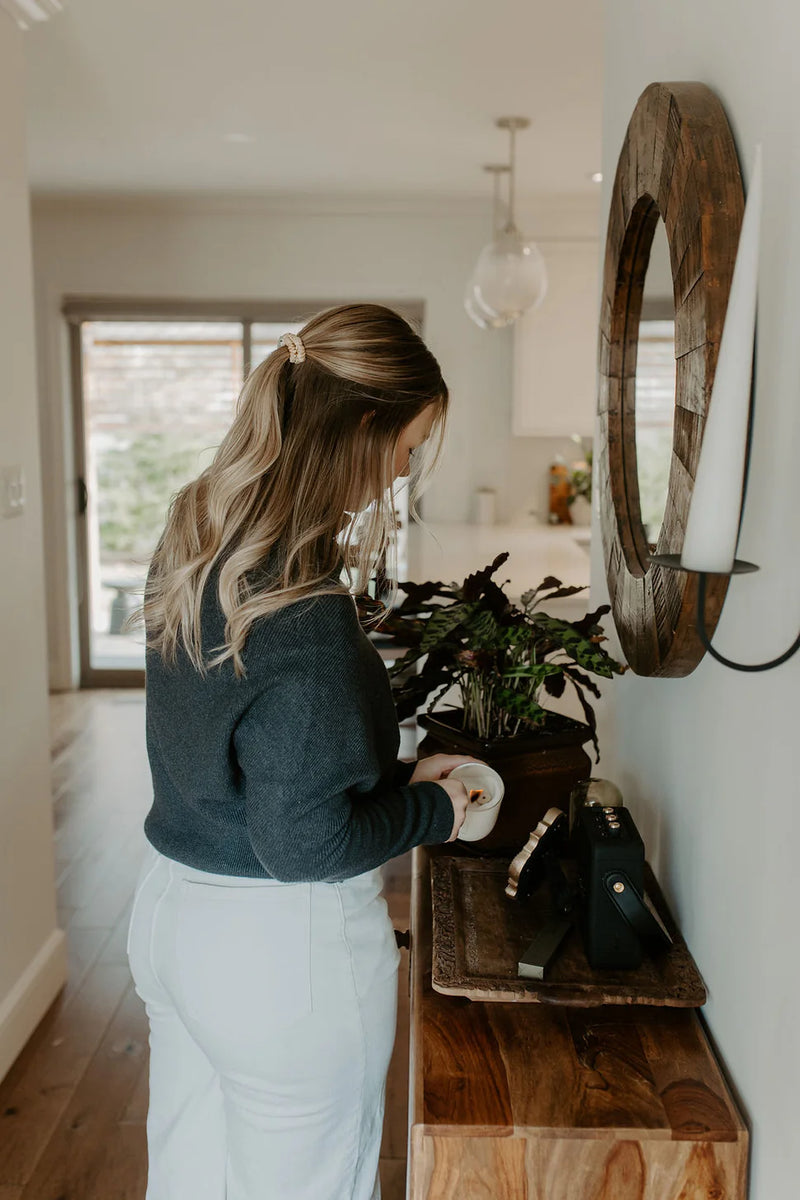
[0,20,67,1082]
[31,191,599,690]
[593,6,800,1198]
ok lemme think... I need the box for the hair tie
[278,332,306,364]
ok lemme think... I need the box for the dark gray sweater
[142,560,454,880]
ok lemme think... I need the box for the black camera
[573,803,672,969]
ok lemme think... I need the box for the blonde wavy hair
[128,303,449,679]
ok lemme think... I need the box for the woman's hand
[408,753,486,785]
[409,754,490,843]
[436,778,469,842]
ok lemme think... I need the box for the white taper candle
[680,143,763,574]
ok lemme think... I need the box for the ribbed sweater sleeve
[392,757,417,787]
[232,592,455,881]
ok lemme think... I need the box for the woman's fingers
[408,753,490,785]
[436,778,469,841]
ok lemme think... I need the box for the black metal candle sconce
[649,344,800,674]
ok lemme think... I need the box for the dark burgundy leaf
[543,672,567,698]
[462,552,510,601]
[538,584,588,601]
[572,604,611,636]
[565,675,600,762]
[562,664,602,698]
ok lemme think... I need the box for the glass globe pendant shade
[464,277,515,329]
[472,227,548,322]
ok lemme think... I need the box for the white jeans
[126,840,401,1200]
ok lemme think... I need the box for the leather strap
[602,871,673,953]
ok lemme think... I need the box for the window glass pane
[81,320,243,671]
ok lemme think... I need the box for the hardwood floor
[0,690,414,1199]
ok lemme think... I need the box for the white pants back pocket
[173,878,312,1033]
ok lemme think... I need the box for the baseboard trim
[0,928,68,1083]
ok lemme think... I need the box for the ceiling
[20,0,603,200]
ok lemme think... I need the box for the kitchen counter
[406,520,592,620]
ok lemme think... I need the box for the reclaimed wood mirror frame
[597,81,746,676]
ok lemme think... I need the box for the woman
[126,303,475,1200]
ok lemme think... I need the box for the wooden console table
[408,845,749,1199]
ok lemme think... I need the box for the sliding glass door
[68,303,419,687]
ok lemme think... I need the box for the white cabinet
[511,239,600,438]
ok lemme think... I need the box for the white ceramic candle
[448,762,505,842]
[680,144,763,574]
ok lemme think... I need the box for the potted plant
[362,552,626,853]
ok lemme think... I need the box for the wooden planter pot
[417,709,593,855]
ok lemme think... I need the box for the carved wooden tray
[430,855,707,1007]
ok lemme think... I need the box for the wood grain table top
[410,845,747,1142]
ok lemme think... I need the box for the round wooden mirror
[597,82,745,676]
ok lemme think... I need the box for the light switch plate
[0,464,26,518]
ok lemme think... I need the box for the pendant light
[466,117,548,328]
[464,164,513,329]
